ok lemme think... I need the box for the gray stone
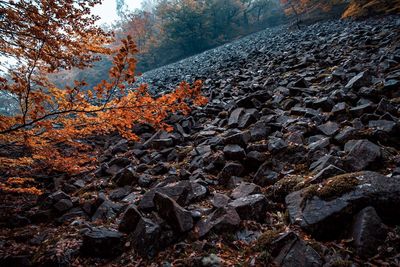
[219,162,244,185]
[53,199,73,213]
[344,139,381,171]
[223,144,246,160]
[345,72,371,89]
[228,108,244,128]
[351,206,388,258]
[112,167,139,187]
[286,172,400,239]
[132,217,161,258]
[81,228,124,258]
[195,206,240,238]
[154,192,194,233]
[317,121,339,136]
[229,194,268,222]
[230,182,261,199]
[118,205,142,233]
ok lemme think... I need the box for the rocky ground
[1,16,400,266]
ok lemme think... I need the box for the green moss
[270,175,304,202]
[301,173,361,205]
[253,229,281,253]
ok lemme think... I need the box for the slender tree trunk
[289,1,301,30]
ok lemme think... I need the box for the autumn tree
[342,0,400,19]
[279,0,344,28]
[0,0,207,194]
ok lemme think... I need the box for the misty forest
[1,0,400,266]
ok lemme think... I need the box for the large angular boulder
[81,228,124,258]
[118,205,143,233]
[286,172,400,239]
[351,206,388,258]
[153,192,194,233]
[112,166,139,186]
[271,232,323,267]
[138,181,206,211]
[228,194,268,222]
[344,140,381,171]
[223,144,246,161]
[230,182,261,199]
[218,162,244,185]
[195,206,240,238]
[132,217,161,258]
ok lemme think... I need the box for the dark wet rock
[253,161,279,186]
[349,103,375,117]
[368,120,397,133]
[106,157,131,176]
[92,200,123,221]
[48,190,71,203]
[81,228,124,258]
[310,155,341,173]
[334,126,356,144]
[331,102,348,116]
[317,121,339,136]
[218,162,244,185]
[195,206,240,238]
[351,206,388,258]
[245,150,267,166]
[249,122,270,141]
[150,138,174,149]
[344,139,381,171]
[211,193,230,208]
[345,72,371,89]
[268,137,288,152]
[223,144,246,160]
[376,98,397,115]
[308,137,330,152]
[271,232,323,267]
[138,181,207,211]
[228,108,244,128]
[238,108,259,129]
[53,199,73,213]
[310,165,345,184]
[291,107,320,118]
[112,166,139,187]
[229,194,268,222]
[132,217,161,258]
[230,182,261,199]
[223,131,250,146]
[109,186,131,201]
[118,205,143,233]
[151,162,170,175]
[286,172,400,239]
[154,192,194,233]
[311,97,335,112]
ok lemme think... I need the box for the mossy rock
[301,172,361,206]
[269,175,305,202]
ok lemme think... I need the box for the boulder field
[1,16,400,266]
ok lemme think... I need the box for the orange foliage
[279,0,343,16]
[342,0,400,19]
[0,177,42,195]
[0,1,207,180]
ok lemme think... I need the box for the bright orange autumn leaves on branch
[279,0,337,15]
[0,0,207,194]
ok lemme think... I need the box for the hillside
[1,15,400,266]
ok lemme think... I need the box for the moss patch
[253,229,281,253]
[301,173,361,205]
[269,175,304,202]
